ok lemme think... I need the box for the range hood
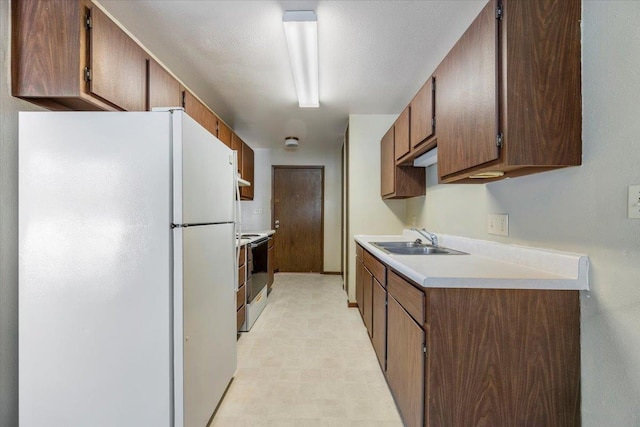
[413,147,438,168]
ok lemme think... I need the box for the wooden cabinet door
[394,106,410,161]
[217,120,232,148]
[380,127,395,197]
[231,133,243,175]
[240,142,254,200]
[89,6,146,111]
[363,268,373,337]
[372,278,386,371]
[387,295,425,427]
[411,77,435,149]
[182,89,218,137]
[355,257,364,317]
[148,59,181,110]
[436,0,499,178]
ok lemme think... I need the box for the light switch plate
[629,185,640,219]
[488,214,509,236]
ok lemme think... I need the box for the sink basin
[371,241,467,255]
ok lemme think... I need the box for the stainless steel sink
[371,241,467,255]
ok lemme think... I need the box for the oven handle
[250,238,269,248]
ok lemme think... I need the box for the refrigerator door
[19,112,173,427]
[172,111,235,225]
[173,223,237,427]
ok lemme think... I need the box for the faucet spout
[411,228,438,247]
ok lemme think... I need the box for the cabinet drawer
[364,250,386,286]
[239,246,246,267]
[356,243,364,260]
[388,271,425,325]
[238,264,245,287]
[236,285,245,311]
[236,304,246,332]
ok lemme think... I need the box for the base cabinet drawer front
[364,250,386,286]
[387,294,425,427]
[372,278,387,371]
[238,264,245,288]
[236,285,245,311]
[388,270,425,325]
[236,304,246,332]
[239,246,246,266]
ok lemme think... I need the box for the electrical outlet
[253,208,263,215]
[629,185,640,219]
[488,213,509,236]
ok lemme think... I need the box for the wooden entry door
[272,166,324,272]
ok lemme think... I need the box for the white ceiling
[97,0,488,149]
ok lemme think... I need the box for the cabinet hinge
[181,91,186,108]
[423,344,427,356]
[496,132,503,148]
[432,117,436,128]
[84,67,92,82]
[496,3,503,20]
[85,14,92,29]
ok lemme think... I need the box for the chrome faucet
[411,228,438,247]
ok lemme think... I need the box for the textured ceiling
[96,0,488,149]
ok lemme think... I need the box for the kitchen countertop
[355,230,589,291]
[237,229,275,246]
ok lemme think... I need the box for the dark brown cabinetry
[354,241,581,427]
[362,268,373,337]
[231,133,243,175]
[148,59,181,110]
[409,77,436,156]
[436,0,582,182]
[387,293,425,427]
[394,106,410,161]
[182,89,218,137]
[381,126,425,199]
[12,0,133,111]
[240,142,255,200]
[217,120,232,148]
[89,6,146,112]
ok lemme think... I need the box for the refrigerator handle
[234,151,241,292]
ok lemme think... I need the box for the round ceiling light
[284,136,299,148]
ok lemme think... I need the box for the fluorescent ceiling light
[283,10,319,108]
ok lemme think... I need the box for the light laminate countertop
[355,231,589,291]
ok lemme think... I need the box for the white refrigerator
[18,110,237,427]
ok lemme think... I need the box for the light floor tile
[212,273,403,426]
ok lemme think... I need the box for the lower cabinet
[267,239,275,294]
[236,245,247,333]
[354,241,581,427]
[387,293,425,427]
[371,278,387,371]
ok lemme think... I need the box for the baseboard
[347,302,358,308]
[322,271,342,276]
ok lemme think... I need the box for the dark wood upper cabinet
[394,106,410,161]
[217,120,232,148]
[381,124,425,200]
[12,0,117,110]
[240,142,254,200]
[147,59,181,110]
[89,6,146,112]
[436,0,582,182]
[409,77,436,153]
[182,89,218,137]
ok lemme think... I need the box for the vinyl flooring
[211,273,403,427]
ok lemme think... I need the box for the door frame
[271,165,325,272]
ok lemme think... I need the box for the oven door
[248,238,269,302]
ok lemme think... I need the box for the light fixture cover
[283,10,319,108]
[284,136,299,148]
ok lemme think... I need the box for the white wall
[241,144,343,273]
[346,115,407,301]
[406,2,640,424]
